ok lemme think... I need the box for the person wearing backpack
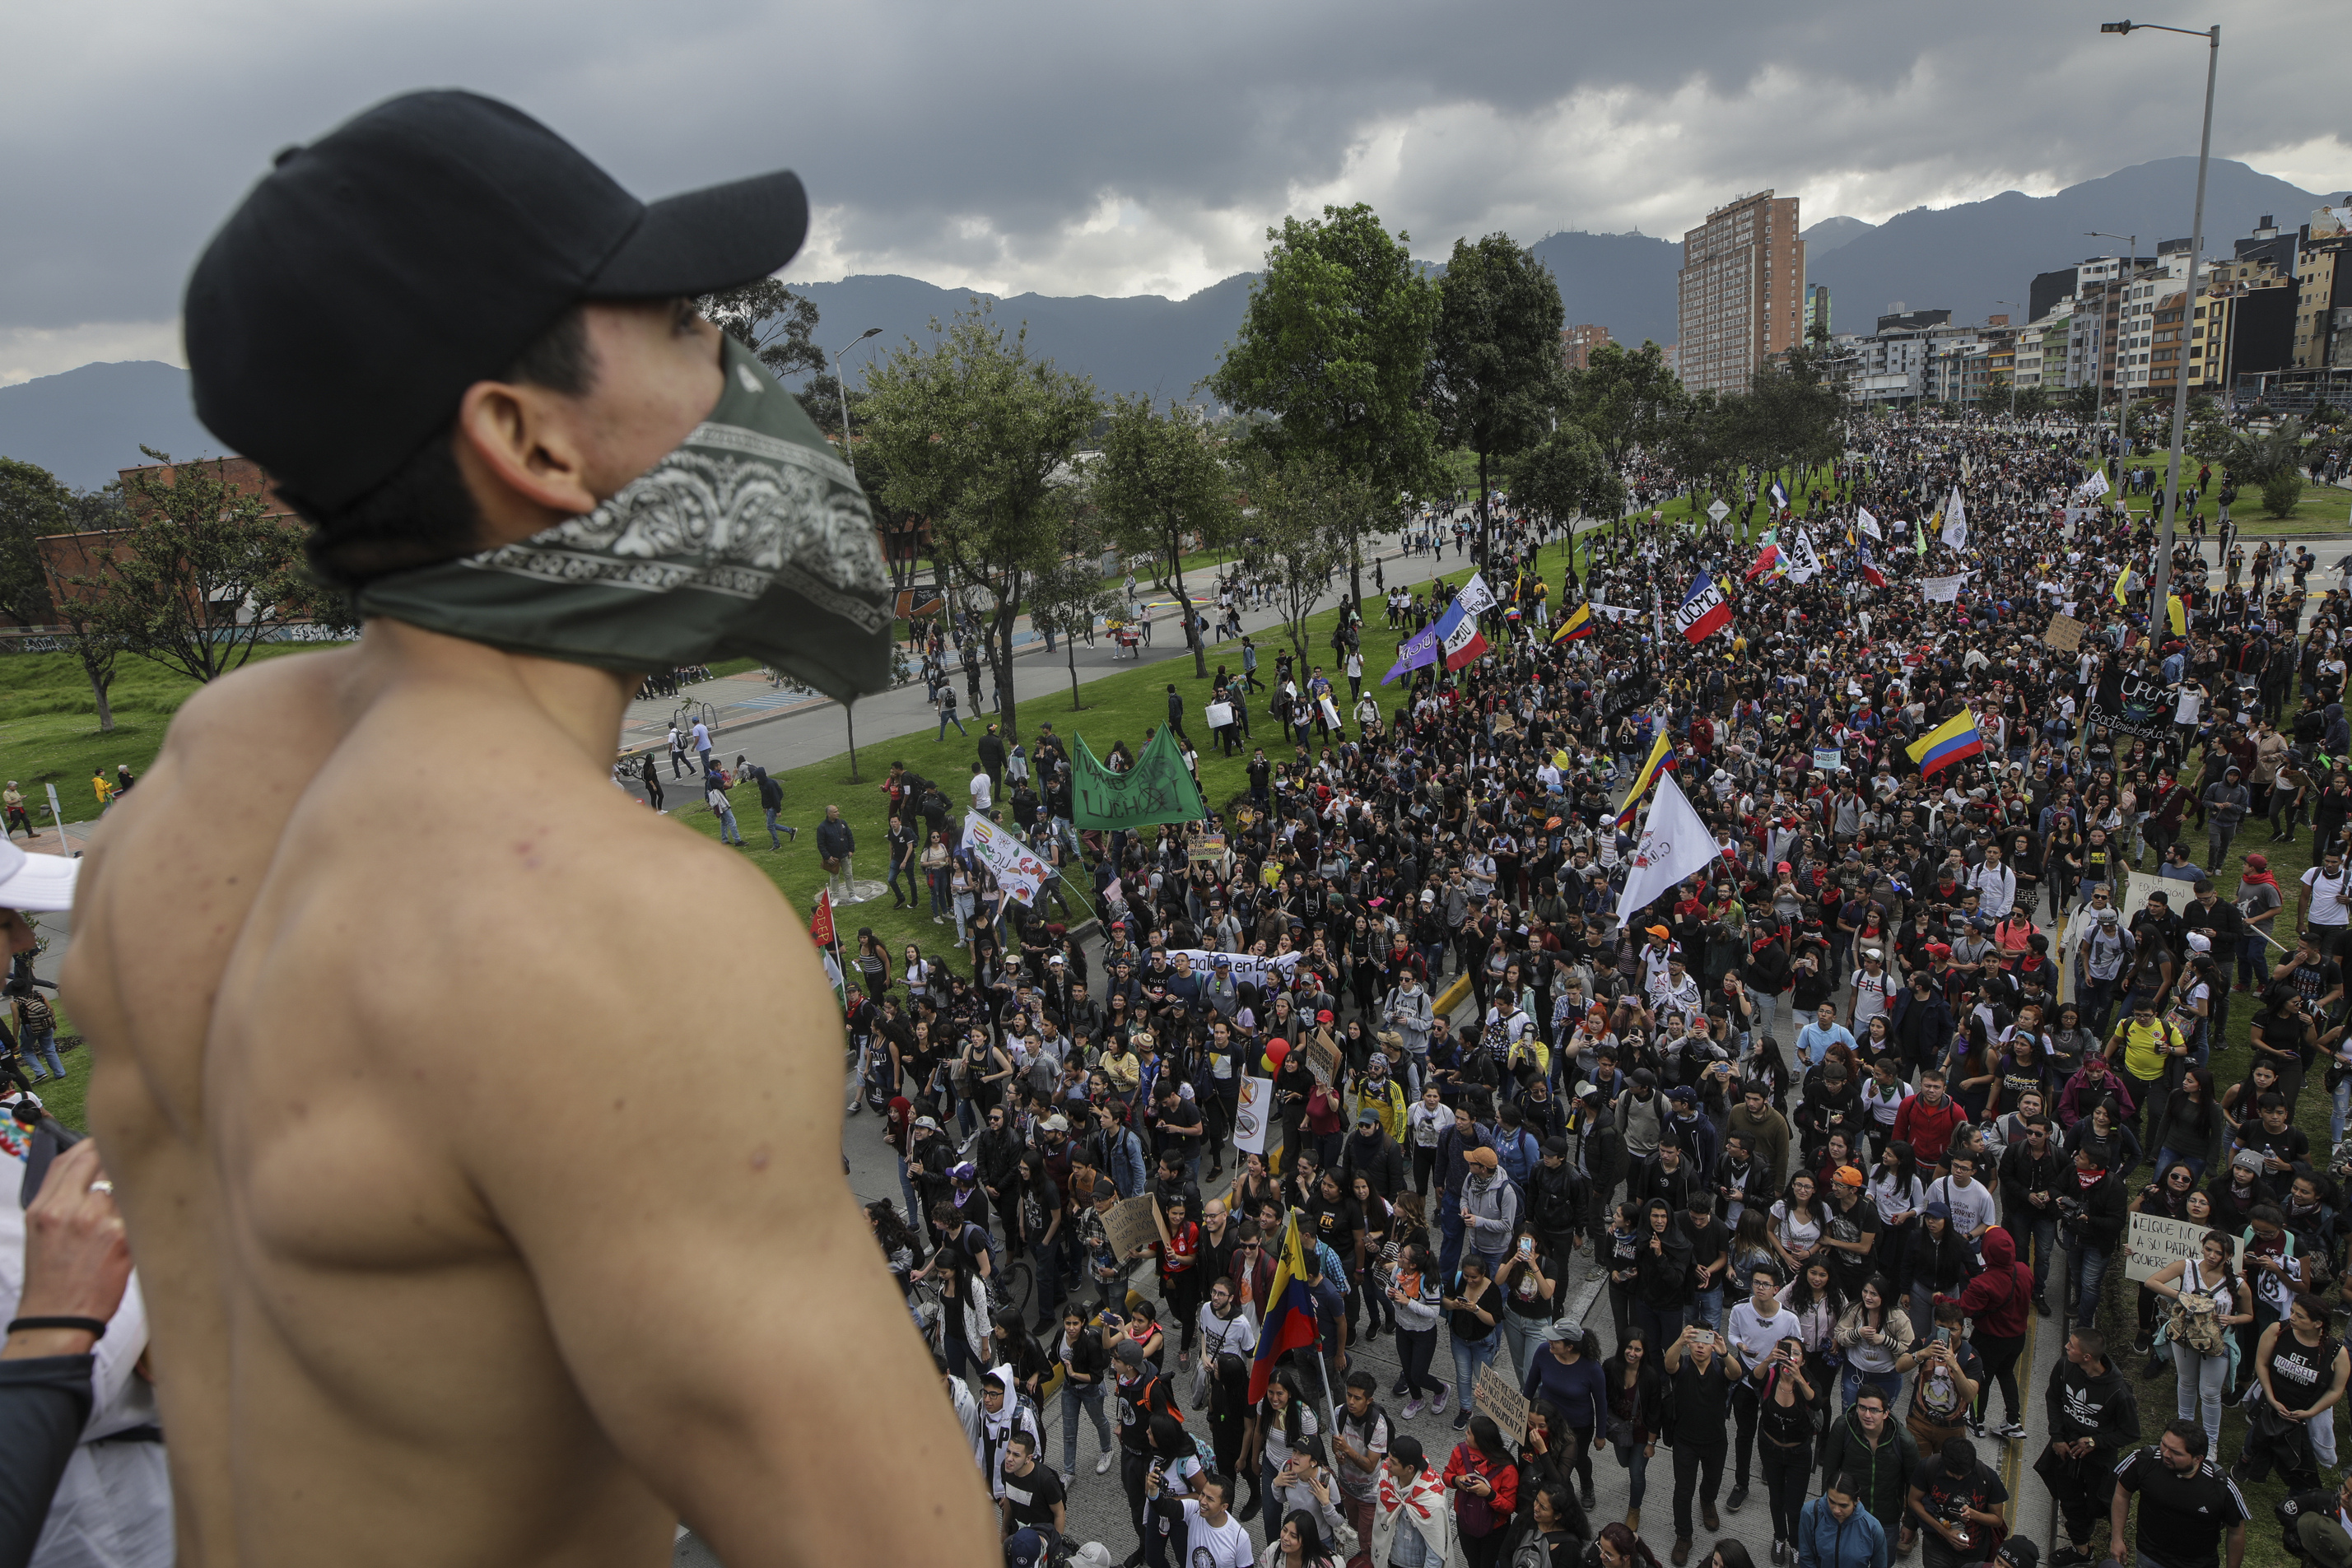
[2143,1230,2249,1460]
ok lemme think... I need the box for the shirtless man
[61,91,992,1567]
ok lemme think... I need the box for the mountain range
[3,157,2342,492]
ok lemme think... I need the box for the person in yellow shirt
[91,770,113,812]
[2106,1002,2187,1142]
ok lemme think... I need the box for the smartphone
[1934,1326,1952,1346]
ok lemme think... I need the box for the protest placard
[1103,1194,1162,1262]
[1474,1364,1530,1440]
[1233,1076,1274,1155]
[2043,613,2085,653]
[1305,1034,1343,1087]
[2126,1209,2246,1283]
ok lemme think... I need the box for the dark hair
[1467,1412,1511,1465]
[2164,1416,2208,1458]
[1940,1435,1977,1472]
[1345,1368,1377,1395]
[294,304,594,589]
[1390,1434,1426,1473]
[2070,1327,2107,1366]
[1280,1508,1330,1560]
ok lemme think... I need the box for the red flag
[809,889,836,949]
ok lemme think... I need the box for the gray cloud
[0,0,2343,381]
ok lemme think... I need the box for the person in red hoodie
[1893,1069,1969,1175]
[1949,1228,2035,1440]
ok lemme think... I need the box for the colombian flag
[1246,1210,1325,1403]
[1614,727,1678,828]
[2113,562,2133,605]
[1907,709,1984,778]
[1552,603,1594,643]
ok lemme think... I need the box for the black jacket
[0,1355,93,1567]
[2069,1170,2129,1250]
[1820,1406,1919,1528]
[2042,1353,2140,1454]
[1997,1142,2066,1217]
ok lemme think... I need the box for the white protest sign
[1233,1074,1275,1155]
[1921,572,1971,603]
[1167,949,1303,993]
[2125,1209,2246,1283]
[962,811,1049,906]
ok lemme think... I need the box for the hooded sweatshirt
[1794,1493,1890,1568]
[1955,1229,2034,1338]
[2043,1352,2140,1457]
[1819,1407,1919,1529]
[978,1363,1041,1499]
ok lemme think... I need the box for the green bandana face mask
[356,334,893,700]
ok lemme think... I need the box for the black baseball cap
[185,89,809,512]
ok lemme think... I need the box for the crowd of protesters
[843,412,2352,1568]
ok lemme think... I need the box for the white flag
[1614,773,1721,927]
[1785,530,1823,584]
[1454,571,1498,616]
[2075,468,2111,500]
[1921,571,1972,603]
[1856,508,1883,541]
[1940,487,1968,551]
[961,811,1049,906]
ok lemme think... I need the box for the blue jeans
[937,709,966,738]
[1451,1328,1499,1405]
[2154,1149,2209,1187]
[2010,1215,2059,1297]
[1438,1205,1466,1281]
[715,806,745,845]
[763,807,789,849]
[19,1029,61,1082]
[2073,1243,2111,1328]
[1693,1285,1725,1330]
[1060,1380,1111,1474]
[2336,1078,2352,1147]
[1633,1302,1686,1359]
[1612,1439,1651,1510]
[1841,1365,1904,1411]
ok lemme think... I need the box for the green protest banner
[1071,725,1207,831]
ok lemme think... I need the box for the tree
[1507,424,1619,535]
[861,303,1100,746]
[1423,233,1566,556]
[1977,375,2011,412]
[67,449,333,686]
[2012,384,2052,420]
[1025,514,1120,711]
[1206,202,1438,607]
[1243,454,1367,668]
[2063,384,2103,421]
[1562,340,1684,470]
[0,458,72,628]
[2221,418,2308,518]
[1735,349,1846,482]
[696,280,841,430]
[1091,398,1238,680]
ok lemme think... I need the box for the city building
[1674,190,1805,393]
[1559,323,1611,373]
[1808,285,1832,342]
[2293,222,2350,370]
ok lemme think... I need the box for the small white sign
[1707,499,1732,523]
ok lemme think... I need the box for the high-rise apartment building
[1559,323,1612,372]
[1675,191,1805,393]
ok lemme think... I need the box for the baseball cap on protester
[0,840,77,913]
[185,89,810,514]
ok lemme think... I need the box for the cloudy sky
[2,0,2345,384]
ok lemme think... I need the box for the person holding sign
[2145,1231,2251,1457]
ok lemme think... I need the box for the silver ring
[86,1179,114,1196]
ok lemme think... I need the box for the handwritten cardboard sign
[2126,1210,2247,1284]
[1103,1194,1162,1262]
[1474,1364,1530,1441]
[2043,613,2085,653]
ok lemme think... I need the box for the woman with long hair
[1204,1349,1260,1517]
[1831,1273,1912,1410]
[1768,1172,1823,1280]
[1268,1502,1348,1568]
[1445,1412,1521,1568]
[1600,1327,1665,1533]
[1754,1335,1818,1562]
[1903,1204,1974,1342]
[1587,1519,1667,1568]
[1946,1017,1997,1124]
[1727,1206,1780,1301]
[2144,1228,2252,1455]
[1245,1370,1322,1528]
[1525,1477,1587,1566]
[1386,1240,1447,1416]
[2151,1065,2221,1183]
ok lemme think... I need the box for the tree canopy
[1090,397,1237,678]
[1423,234,1566,542]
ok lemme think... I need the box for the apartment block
[1675,191,1805,393]
[1560,323,1612,373]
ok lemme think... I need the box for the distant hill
[0,361,221,491]
[1809,157,2344,331]
[1801,216,1876,259]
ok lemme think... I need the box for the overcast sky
[2,0,2345,384]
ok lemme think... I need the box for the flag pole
[1291,1209,1344,1445]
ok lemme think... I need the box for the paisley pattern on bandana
[356,335,895,700]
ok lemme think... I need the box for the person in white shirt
[1143,1468,1255,1568]
[1922,1152,1997,1247]
[1724,1265,1803,1513]
[1193,1278,1257,1403]
[1969,846,2017,920]
[968,762,993,813]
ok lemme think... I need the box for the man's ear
[452,378,599,535]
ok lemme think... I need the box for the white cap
[2185,930,2211,953]
[0,840,77,913]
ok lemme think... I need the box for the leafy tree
[1091,397,1237,680]
[67,449,334,686]
[2011,384,2052,420]
[1423,234,1566,555]
[1977,375,2011,412]
[696,280,847,432]
[2063,384,2103,421]
[1025,513,1121,711]
[1206,202,1438,606]
[1562,341,1684,470]
[861,303,1100,745]
[1242,454,1367,668]
[1735,349,1846,481]
[1507,424,1619,533]
[0,458,72,628]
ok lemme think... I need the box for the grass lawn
[660,590,1461,979]
[2111,454,2352,535]
[0,642,346,825]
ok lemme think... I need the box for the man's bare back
[64,626,995,1566]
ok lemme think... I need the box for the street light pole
[828,327,882,782]
[2103,18,2219,625]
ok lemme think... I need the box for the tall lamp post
[830,326,882,783]
[2086,230,2140,532]
[2103,17,2219,623]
